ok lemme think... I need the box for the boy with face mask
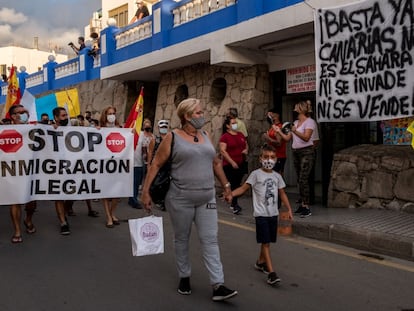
[231,144,293,286]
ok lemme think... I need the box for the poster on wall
[315,0,414,122]
[382,117,414,145]
[286,65,316,94]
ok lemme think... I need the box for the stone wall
[76,79,128,121]
[155,63,270,165]
[328,145,414,212]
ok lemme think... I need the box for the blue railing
[0,0,303,104]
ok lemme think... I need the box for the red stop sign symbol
[106,132,126,153]
[0,129,23,153]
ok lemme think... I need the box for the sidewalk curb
[293,222,414,262]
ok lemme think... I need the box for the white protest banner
[315,0,414,122]
[0,125,134,205]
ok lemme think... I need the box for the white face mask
[159,127,168,134]
[261,159,276,170]
[231,123,238,131]
[19,113,29,123]
[107,114,116,123]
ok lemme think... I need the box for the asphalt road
[1,199,414,311]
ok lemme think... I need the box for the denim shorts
[255,216,278,243]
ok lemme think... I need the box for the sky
[0,0,102,55]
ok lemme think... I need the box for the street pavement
[1,195,414,311]
[222,190,414,262]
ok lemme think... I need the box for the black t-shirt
[135,5,149,19]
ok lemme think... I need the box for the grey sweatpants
[165,184,224,285]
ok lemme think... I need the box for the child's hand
[224,192,233,203]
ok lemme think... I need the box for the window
[174,85,189,107]
[210,78,227,105]
[109,4,129,28]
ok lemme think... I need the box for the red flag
[3,66,21,118]
[125,87,144,148]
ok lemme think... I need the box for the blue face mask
[19,113,28,123]
[189,116,205,129]
[159,128,168,134]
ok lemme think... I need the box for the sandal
[11,236,23,243]
[24,221,37,234]
[88,210,99,217]
[112,218,121,225]
[106,223,114,228]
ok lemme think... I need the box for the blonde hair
[177,98,200,125]
[143,118,152,127]
[295,100,312,116]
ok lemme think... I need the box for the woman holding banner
[99,106,122,228]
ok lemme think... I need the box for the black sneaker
[212,285,238,301]
[300,208,312,218]
[267,272,281,285]
[294,206,304,214]
[233,206,242,215]
[60,223,70,235]
[177,277,191,295]
[254,261,269,274]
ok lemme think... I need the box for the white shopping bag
[128,216,164,256]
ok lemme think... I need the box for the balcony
[1,0,311,103]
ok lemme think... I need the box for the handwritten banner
[0,125,133,205]
[315,0,414,122]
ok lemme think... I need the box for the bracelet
[224,182,231,188]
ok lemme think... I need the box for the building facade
[1,0,413,206]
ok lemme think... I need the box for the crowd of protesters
[1,97,319,301]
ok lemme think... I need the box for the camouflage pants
[292,146,315,206]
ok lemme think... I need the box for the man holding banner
[8,104,37,243]
[52,107,71,235]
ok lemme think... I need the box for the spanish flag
[407,120,414,149]
[124,87,144,148]
[3,65,21,118]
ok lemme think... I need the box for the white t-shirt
[246,168,286,217]
[292,117,317,149]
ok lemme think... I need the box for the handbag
[149,132,174,204]
[128,215,164,256]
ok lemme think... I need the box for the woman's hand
[140,191,152,211]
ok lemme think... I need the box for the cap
[158,120,169,127]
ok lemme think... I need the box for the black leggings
[223,164,245,207]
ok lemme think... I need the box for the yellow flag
[55,88,80,117]
[407,120,414,149]
[134,87,144,134]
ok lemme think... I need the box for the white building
[0,46,68,78]
[83,0,158,38]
